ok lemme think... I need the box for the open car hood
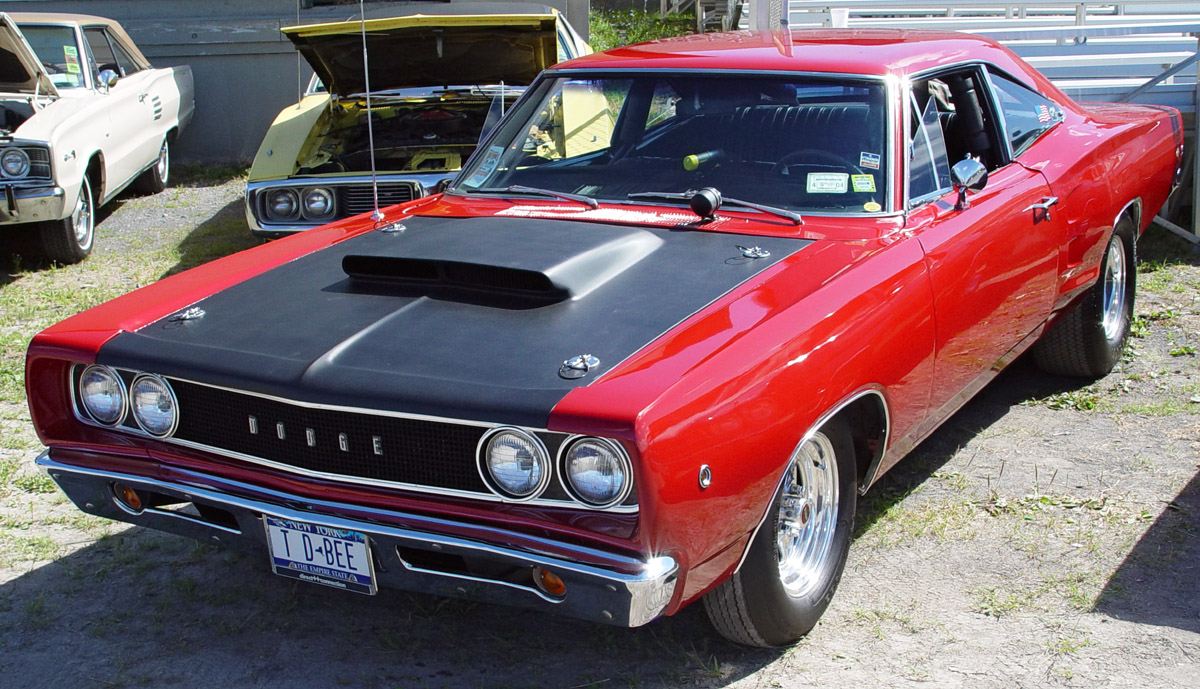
[283,13,557,97]
[0,13,58,97]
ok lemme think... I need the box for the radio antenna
[295,0,303,104]
[359,0,384,223]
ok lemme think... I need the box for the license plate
[264,515,376,595]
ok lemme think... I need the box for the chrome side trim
[1115,197,1142,231]
[732,387,890,575]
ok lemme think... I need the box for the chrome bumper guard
[37,452,677,627]
[0,184,64,224]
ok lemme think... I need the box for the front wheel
[703,421,857,646]
[38,175,94,264]
[1033,215,1136,378]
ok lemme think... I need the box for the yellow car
[245,3,589,237]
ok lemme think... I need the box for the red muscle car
[25,30,1181,646]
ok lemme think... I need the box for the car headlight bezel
[558,436,633,509]
[301,187,335,219]
[1,147,30,178]
[264,188,300,221]
[477,427,551,501]
[128,373,179,438]
[78,364,127,426]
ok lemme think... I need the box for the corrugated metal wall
[2,0,589,163]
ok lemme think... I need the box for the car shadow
[0,523,780,688]
[854,355,1087,535]
[160,197,261,279]
[1092,468,1200,634]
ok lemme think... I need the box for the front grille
[338,182,416,217]
[170,380,493,493]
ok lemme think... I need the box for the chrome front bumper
[37,451,677,627]
[0,184,65,224]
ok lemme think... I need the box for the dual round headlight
[264,187,335,221]
[479,429,632,508]
[1,147,30,178]
[78,365,177,437]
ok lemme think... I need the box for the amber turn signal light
[112,483,143,512]
[533,567,567,597]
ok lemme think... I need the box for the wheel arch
[731,386,890,575]
[84,152,105,203]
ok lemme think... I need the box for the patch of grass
[12,472,56,494]
[589,9,696,51]
[1169,344,1196,356]
[1024,387,1099,411]
[172,163,248,187]
[863,498,978,546]
[973,586,1037,618]
[1045,633,1095,657]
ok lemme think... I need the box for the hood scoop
[343,255,567,306]
[340,218,664,308]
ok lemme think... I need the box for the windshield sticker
[859,152,881,170]
[463,146,504,188]
[64,45,80,73]
[851,174,876,193]
[807,172,849,194]
[863,201,882,212]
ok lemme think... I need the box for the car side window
[109,36,142,76]
[84,28,120,76]
[907,68,1004,207]
[988,71,1060,157]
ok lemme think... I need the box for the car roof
[556,29,1028,80]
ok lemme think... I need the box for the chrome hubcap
[156,141,168,183]
[73,183,93,248]
[1101,235,1127,343]
[777,432,839,598]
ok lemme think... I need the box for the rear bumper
[0,184,65,224]
[37,451,677,627]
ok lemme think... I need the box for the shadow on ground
[1094,468,1200,635]
[162,198,261,278]
[0,525,778,688]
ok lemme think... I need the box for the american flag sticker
[1037,105,1052,123]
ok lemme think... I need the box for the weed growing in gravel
[1024,387,1100,411]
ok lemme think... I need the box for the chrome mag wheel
[1101,234,1127,344]
[72,177,94,250]
[776,431,839,598]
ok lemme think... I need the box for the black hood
[98,215,811,427]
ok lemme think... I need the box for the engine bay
[296,96,496,175]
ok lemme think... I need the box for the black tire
[1033,215,1136,378]
[133,137,170,195]
[703,420,857,646]
[38,175,94,264]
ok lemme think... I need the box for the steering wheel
[41,61,66,75]
[772,149,865,176]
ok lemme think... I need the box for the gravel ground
[0,177,1197,688]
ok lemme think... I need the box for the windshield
[18,25,85,89]
[453,73,889,214]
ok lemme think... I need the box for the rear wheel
[1033,216,1136,378]
[38,175,94,264]
[133,137,170,194]
[703,421,857,646]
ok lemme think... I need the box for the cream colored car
[245,4,588,237]
[0,12,194,263]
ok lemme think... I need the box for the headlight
[129,374,178,437]
[561,437,632,508]
[266,189,299,220]
[302,188,334,218]
[79,365,126,425]
[479,428,549,499]
[1,148,29,178]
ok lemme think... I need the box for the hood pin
[736,245,770,259]
[168,307,205,322]
[559,354,599,380]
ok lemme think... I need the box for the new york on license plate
[264,516,376,594]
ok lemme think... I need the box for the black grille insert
[338,182,416,217]
[171,379,493,493]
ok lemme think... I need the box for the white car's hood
[0,13,59,97]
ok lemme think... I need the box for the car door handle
[1025,196,1058,221]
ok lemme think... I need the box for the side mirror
[98,69,120,90]
[951,157,987,211]
[434,178,452,194]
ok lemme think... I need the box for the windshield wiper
[628,189,802,226]
[472,185,599,209]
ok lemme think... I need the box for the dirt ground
[0,177,1197,688]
